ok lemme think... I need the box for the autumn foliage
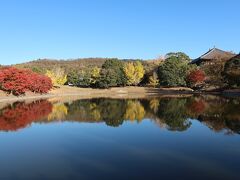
[0,67,52,95]
[0,100,52,131]
[124,61,145,86]
[187,99,206,115]
[187,69,205,85]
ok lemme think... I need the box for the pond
[0,95,239,179]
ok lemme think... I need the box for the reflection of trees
[48,103,68,121]
[124,100,145,122]
[97,99,126,127]
[66,99,127,127]
[149,99,160,113]
[186,99,206,116]
[89,103,101,121]
[196,98,240,134]
[66,100,103,123]
[0,100,52,131]
[157,98,192,131]
[52,97,240,134]
[225,121,240,134]
[0,96,239,134]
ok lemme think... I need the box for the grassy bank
[0,86,239,103]
[0,86,194,103]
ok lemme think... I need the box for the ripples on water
[0,95,239,179]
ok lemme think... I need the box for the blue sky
[0,0,239,65]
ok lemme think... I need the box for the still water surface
[0,95,239,179]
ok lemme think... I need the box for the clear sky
[0,0,239,65]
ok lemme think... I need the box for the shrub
[28,73,53,94]
[0,67,30,95]
[0,67,52,96]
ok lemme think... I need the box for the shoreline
[0,86,239,103]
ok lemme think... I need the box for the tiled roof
[232,54,240,60]
[192,48,236,64]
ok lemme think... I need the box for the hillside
[15,58,109,73]
[14,58,163,74]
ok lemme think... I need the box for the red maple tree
[0,67,52,95]
[187,69,205,85]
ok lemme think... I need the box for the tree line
[38,51,239,89]
[0,51,239,95]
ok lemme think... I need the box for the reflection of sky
[0,121,239,179]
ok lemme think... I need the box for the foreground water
[0,95,239,179]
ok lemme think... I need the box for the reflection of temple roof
[192,48,236,65]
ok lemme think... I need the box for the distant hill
[15,58,109,73]
[14,58,163,74]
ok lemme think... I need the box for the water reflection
[0,96,239,134]
[0,100,52,131]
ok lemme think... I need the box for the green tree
[67,70,79,86]
[223,55,240,87]
[31,66,45,74]
[68,70,92,87]
[165,52,191,62]
[97,59,127,88]
[158,54,195,87]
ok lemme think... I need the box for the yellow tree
[90,67,101,84]
[46,67,67,86]
[148,71,159,87]
[124,61,145,85]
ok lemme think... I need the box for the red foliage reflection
[0,100,52,131]
[188,99,206,115]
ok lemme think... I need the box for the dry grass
[0,86,195,103]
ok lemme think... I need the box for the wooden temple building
[231,53,240,60]
[192,48,236,65]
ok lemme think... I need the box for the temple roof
[232,54,240,59]
[192,48,236,64]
